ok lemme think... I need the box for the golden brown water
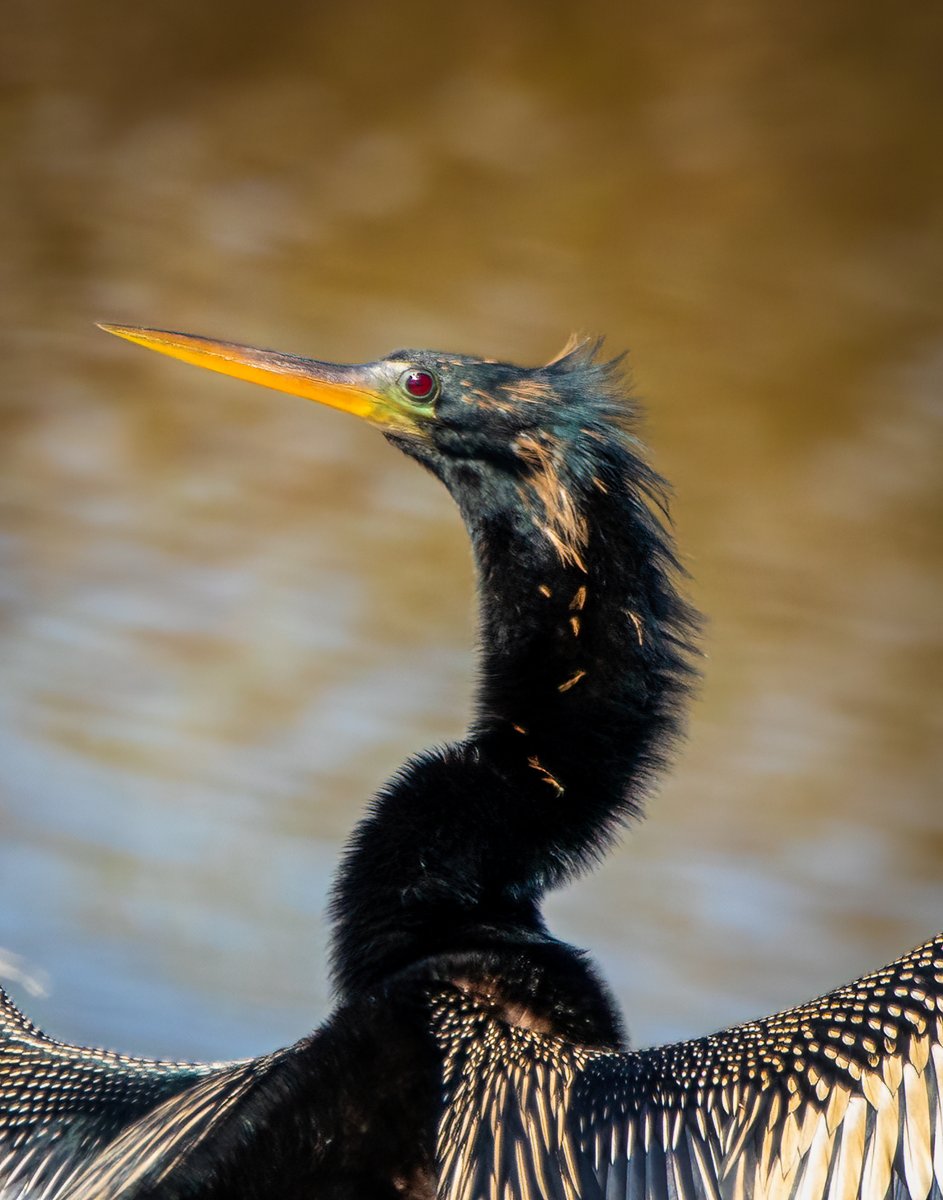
[1,1,940,1060]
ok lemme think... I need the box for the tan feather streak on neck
[514,434,588,572]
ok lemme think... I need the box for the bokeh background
[1,1,941,1062]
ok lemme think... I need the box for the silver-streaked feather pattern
[0,985,233,1198]
[435,933,943,1200]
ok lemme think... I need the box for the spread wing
[0,982,308,1199]
[0,983,225,1196]
[0,985,363,1199]
[435,933,943,1200]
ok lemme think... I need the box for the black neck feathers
[330,347,698,1001]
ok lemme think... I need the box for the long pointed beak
[98,324,426,433]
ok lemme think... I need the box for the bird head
[98,325,637,570]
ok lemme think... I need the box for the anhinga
[0,326,940,1200]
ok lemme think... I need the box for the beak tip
[97,322,135,341]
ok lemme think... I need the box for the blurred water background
[0,1,940,1062]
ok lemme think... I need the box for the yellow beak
[98,324,428,434]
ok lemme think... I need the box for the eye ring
[398,368,439,404]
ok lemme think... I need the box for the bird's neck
[331,457,695,1000]
[469,494,683,803]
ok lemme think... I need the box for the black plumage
[0,328,939,1199]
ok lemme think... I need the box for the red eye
[400,369,438,402]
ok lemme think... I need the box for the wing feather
[902,1060,932,1200]
[65,1057,266,1199]
[0,984,222,1197]
[0,984,354,1199]
[435,933,943,1200]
